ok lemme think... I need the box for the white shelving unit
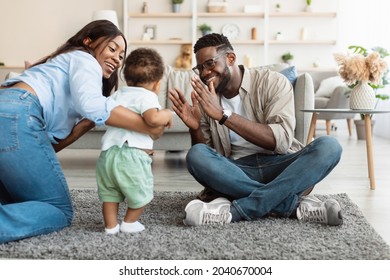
[122,0,338,70]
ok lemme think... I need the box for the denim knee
[313,136,342,161]
[186,144,208,168]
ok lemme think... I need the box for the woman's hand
[52,118,95,152]
[168,87,201,130]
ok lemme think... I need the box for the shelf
[0,66,24,69]
[269,40,336,45]
[123,0,339,67]
[228,40,264,45]
[129,40,192,45]
[197,12,264,17]
[128,13,192,18]
[269,12,337,17]
[127,12,336,19]
[128,12,265,18]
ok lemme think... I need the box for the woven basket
[207,0,227,13]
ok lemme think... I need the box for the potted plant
[172,0,184,13]
[305,0,312,12]
[198,23,212,36]
[281,52,294,64]
[275,3,281,12]
[334,45,389,139]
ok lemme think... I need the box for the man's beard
[215,66,230,94]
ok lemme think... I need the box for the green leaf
[372,46,390,58]
[348,45,367,55]
[375,94,390,101]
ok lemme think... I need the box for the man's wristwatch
[219,109,232,125]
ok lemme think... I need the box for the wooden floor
[58,120,390,246]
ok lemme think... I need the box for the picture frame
[144,25,156,40]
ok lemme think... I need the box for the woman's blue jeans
[0,88,73,244]
[186,136,342,221]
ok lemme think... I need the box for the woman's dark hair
[32,20,127,97]
[193,33,234,54]
[123,48,164,86]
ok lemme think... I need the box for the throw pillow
[315,76,344,98]
[279,66,298,86]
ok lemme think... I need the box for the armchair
[309,70,355,135]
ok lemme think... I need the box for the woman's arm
[105,105,164,140]
[54,106,164,152]
[52,118,96,153]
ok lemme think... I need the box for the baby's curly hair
[123,48,164,86]
[193,33,234,54]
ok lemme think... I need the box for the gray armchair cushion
[315,76,344,97]
[317,85,355,120]
[315,96,330,109]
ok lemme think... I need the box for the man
[168,33,343,227]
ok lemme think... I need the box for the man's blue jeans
[0,89,73,244]
[186,136,342,221]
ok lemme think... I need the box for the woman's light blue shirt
[2,50,118,143]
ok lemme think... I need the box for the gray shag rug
[1,189,389,260]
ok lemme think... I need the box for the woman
[0,20,164,243]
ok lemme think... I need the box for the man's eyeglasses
[192,52,227,75]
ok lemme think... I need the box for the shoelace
[202,211,230,225]
[300,206,327,223]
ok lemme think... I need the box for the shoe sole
[184,197,230,212]
[183,198,231,226]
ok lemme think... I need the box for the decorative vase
[349,81,376,110]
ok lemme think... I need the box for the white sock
[120,221,145,233]
[105,224,120,235]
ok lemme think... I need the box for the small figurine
[174,44,192,70]
[142,2,148,13]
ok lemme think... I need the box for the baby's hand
[166,117,173,129]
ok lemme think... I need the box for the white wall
[0,0,122,66]
[337,0,390,51]
[375,98,390,139]
[1,0,390,65]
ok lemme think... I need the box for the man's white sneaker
[183,197,232,226]
[297,195,343,226]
